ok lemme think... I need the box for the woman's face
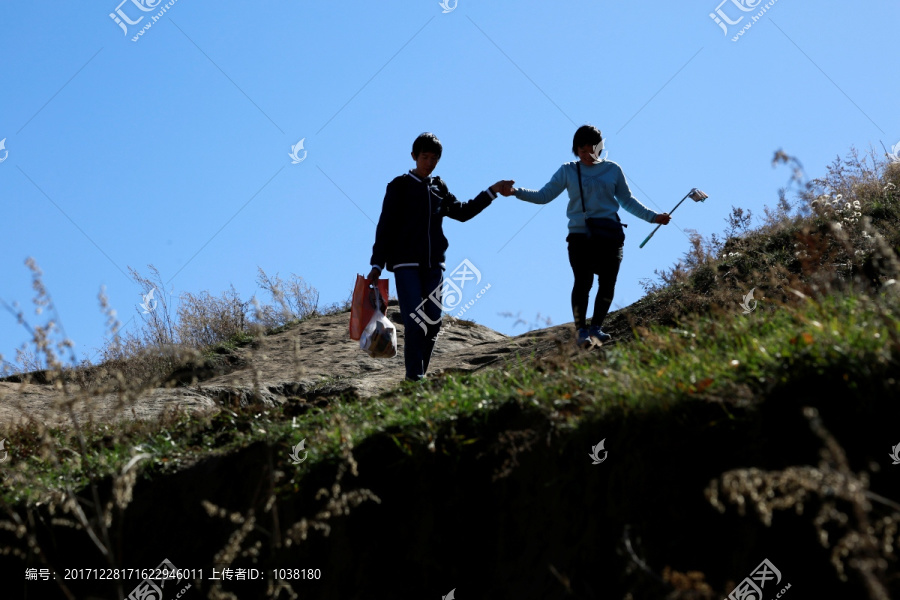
[576,144,601,165]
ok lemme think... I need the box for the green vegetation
[1,148,898,598]
[3,285,897,508]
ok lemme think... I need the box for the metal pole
[639,192,691,249]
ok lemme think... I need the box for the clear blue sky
[1,0,897,372]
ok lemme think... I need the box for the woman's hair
[412,132,443,158]
[572,125,602,157]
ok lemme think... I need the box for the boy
[366,132,512,382]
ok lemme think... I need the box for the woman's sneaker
[588,326,611,343]
[575,328,592,348]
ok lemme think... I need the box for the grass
[3,285,896,509]
[1,148,899,598]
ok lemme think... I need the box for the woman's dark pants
[566,233,624,330]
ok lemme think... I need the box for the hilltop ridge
[0,301,571,426]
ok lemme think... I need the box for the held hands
[654,213,672,225]
[366,267,381,285]
[490,180,516,196]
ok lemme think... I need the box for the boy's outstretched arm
[440,179,513,222]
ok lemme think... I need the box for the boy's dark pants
[394,266,443,381]
[567,233,624,330]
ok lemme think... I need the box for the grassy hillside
[1,151,899,599]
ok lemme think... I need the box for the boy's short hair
[412,132,443,159]
[572,125,602,156]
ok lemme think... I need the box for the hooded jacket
[513,160,660,234]
[370,171,495,272]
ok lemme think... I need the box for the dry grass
[706,406,899,600]
[0,261,354,598]
[0,148,897,598]
[633,149,900,329]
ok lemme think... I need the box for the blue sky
[1,0,897,372]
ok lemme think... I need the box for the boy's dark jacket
[370,171,494,271]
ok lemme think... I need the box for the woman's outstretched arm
[511,165,567,205]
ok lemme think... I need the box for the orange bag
[349,275,389,340]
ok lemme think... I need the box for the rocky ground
[0,301,587,427]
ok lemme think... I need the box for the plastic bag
[360,299,397,359]
[349,275,389,341]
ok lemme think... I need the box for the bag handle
[369,283,384,313]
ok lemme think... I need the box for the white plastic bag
[360,294,397,359]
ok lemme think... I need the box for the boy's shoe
[575,328,592,348]
[588,326,612,343]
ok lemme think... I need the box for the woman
[505,125,670,347]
